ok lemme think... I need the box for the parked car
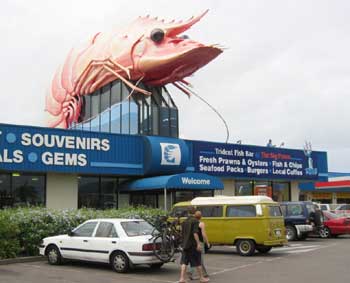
[334,204,350,216]
[170,196,287,256]
[319,211,350,238]
[280,201,323,241]
[39,219,165,273]
[314,203,331,211]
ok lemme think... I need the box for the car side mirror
[68,230,75,237]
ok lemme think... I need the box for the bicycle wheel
[153,232,175,262]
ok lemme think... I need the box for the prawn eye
[150,29,165,43]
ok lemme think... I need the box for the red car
[319,211,350,238]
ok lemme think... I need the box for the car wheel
[256,246,272,254]
[149,263,164,269]
[319,227,331,238]
[236,239,255,256]
[285,225,297,241]
[46,245,62,265]
[111,252,130,273]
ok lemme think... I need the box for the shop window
[130,192,158,208]
[78,176,100,208]
[272,182,290,202]
[11,173,45,206]
[101,177,118,209]
[235,181,253,196]
[226,205,256,217]
[111,103,121,134]
[197,206,223,217]
[0,174,13,208]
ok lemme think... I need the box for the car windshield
[121,221,154,237]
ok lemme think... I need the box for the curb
[0,256,45,265]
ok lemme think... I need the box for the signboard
[254,185,272,197]
[0,123,144,175]
[192,141,327,180]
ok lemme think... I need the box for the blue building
[0,82,328,210]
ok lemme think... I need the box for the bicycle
[149,215,182,263]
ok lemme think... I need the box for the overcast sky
[1,0,349,172]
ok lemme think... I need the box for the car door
[86,221,120,263]
[60,221,98,261]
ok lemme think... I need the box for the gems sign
[192,141,326,180]
[0,123,143,175]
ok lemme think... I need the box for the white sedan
[39,218,164,273]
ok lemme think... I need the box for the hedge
[0,207,166,259]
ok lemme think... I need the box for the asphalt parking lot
[1,236,349,283]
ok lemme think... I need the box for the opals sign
[192,141,327,180]
[0,123,143,175]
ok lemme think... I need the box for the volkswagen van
[170,196,287,256]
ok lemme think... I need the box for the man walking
[179,207,209,283]
[188,211,210,280]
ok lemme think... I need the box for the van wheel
[111,251,130,273]
[236,239,255,256]
[256,246,272,254]
[285,225,297,241]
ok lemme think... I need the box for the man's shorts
[180,248,201,267]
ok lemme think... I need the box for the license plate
[275,229,282,237]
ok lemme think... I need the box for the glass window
[78,176,100,208]
[197,206,223,217]
[121,101,130,134]
[81,95,91,122]
[111,103,121,134]
[170,109,178,138]
[280,205,287,216]
[74,221,98,237]
[235,181,253,196]
[171,206,190,217]
[226,205,256,217]
[111,81,121,105]
[12,173,45,206]
[268,206,282,217]
[272,182,290,202]
[100,177,117,209]
[130,99,139,134]
[160,107,170,137]
[100,111,110,133]
[0,174,13,208]
[100,85,110,112]
[95,222,118,238]
[151,100,159,135]
[121,221,154,237]
[175,191,194,203]
[287,204,303,216]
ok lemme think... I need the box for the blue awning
[120,173,224,192]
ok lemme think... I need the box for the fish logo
[160,143,181,165]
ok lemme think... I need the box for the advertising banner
[0,123,144,175]
[192,141,326,180]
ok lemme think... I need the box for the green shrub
[0,216,21,259]
[0,207,166,258]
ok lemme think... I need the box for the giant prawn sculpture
[46,10,222,128]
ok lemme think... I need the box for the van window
[280,205,287,216]
[197,206,223,217]
[171,206,190,217]
[226,205,256,217]
[268,206,282,217]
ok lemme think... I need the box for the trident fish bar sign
[192,141,328,180]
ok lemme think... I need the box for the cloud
[0,0,349,172]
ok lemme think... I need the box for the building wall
[221,178,235,196]
[46,173,78,209]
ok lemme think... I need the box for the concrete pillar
[46,173,78,209]
[290,181,300,201]
[332,193,337,204]
[220,178,235,196]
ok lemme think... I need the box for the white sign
[160,143,181,166]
